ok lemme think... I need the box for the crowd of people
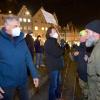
[0,15,100,100]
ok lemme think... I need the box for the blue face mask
[86,36,96,47]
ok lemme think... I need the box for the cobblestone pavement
[31,61,82,100]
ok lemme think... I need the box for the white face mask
[50,32,58,39]
[12,27,21,37]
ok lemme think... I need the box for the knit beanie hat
[85,20,100,34]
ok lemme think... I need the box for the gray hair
[4,15,19,25]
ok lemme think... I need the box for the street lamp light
[8,11,12,14]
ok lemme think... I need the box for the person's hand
[84,55,88,61]
[0,87,5,99]
[33,78,39,88]
[74,51,79,56]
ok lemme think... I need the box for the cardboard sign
[41,9,58,25]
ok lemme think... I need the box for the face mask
[50,32,58,39]
[38,37,41,41]
[12,27,21,37]
[85,36,96,47]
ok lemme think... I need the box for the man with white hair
[85,20,100,100]
[0,15,39,100]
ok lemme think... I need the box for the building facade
[0,5,80,43]
[17,5,32,33]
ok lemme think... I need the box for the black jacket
[25,34,34,58]
[74,43,87,82]
[44,37,64,71]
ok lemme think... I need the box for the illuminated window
[34,26,38,30]
[41,27,44,31]
[28,19,31,23]
[23,18,27,22]
[25,11,30,15]
[28,26,31,30]
[19,18,22,22]
[45,27,48,31]
[24,26,27,30]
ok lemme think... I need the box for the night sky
[0,0,100,27]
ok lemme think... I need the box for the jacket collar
[0,28,24,44]
[49,37,57,41]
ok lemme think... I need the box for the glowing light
[23,18,26,22]
[34,26,38,30]
[41,27,44,31]
[8,11,12,14]
[28,19,31,23]
[25,11,30,15]
[45,27,48,31]
[19,18,22,22]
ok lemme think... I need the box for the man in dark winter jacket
[25,31,34,61]
[34,35,44,68]
[0,15,39,100]
[44,26,64,100]
[73,30,88,100]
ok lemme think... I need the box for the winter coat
[25,34,34,58]
[34,39,43,53]
[0,29,38,88]
[44,37,64,72]
[74,43,87,82]
[87,40,100,77]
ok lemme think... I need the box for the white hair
[4,15,19,25]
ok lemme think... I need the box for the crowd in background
[0,15,100,100]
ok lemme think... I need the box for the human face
[5,19,20,36]
[85,29,100,47]
[80,34,88,43]
[50,28,58,39]
[79,30,88,43]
